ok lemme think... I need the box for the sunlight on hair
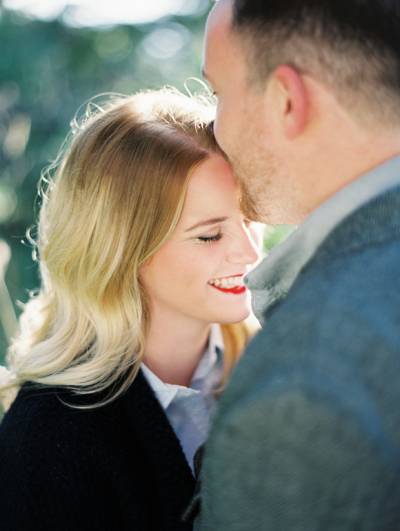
[0,87,256,411]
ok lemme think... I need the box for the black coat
[0,370,196,531]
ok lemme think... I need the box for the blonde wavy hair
[0,87,258,411]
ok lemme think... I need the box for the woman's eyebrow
[185,217,228,232]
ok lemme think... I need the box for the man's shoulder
[293,181,400,308]
[310,182,400,276]
[296,231,400,327]
[221,236,400,413]
[257,233,400,360]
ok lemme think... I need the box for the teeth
[210,276,244,289]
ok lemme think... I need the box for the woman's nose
[227,225,263,266]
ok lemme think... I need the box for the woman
[0,88,262,531]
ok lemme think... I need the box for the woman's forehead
[181,155,239,221]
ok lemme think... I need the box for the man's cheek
[214,112,230,154]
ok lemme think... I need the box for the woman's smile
[208,273,247,294]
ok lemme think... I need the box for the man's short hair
[231,0,400,125]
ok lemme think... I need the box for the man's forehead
[204,0,236,73]
[206,0,233,40]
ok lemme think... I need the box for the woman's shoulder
[0,382,117,461]
[3,380,92,420]
[0,382,135,527]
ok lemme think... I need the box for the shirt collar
[191,323,224,390]
[141,323,224,410]
[246,154,400,322]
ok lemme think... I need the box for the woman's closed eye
[197,232,222,244]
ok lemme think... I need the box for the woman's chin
[217,306,252,324]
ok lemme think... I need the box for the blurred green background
[0,0,292,378]
[0,0,214,367]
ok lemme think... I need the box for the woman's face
[140,153,263,327]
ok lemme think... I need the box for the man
[197,1,400,529]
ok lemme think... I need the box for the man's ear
[269,65,309,139]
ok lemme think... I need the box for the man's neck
[298,128,400,223]
[288,75,400,223]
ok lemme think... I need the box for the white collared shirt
[141,323,224,473]
[246,154,400,322]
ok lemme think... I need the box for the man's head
[204,0,400,223]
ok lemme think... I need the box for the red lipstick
[211,285,246,295]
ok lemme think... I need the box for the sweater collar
[246,154,400,322]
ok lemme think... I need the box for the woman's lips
[209,284,247,295]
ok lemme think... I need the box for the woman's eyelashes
[195,220,251,244]
[196,232,222,244]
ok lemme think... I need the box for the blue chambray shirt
[141,323,224,474]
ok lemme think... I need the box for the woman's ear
[270,64,309,139]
